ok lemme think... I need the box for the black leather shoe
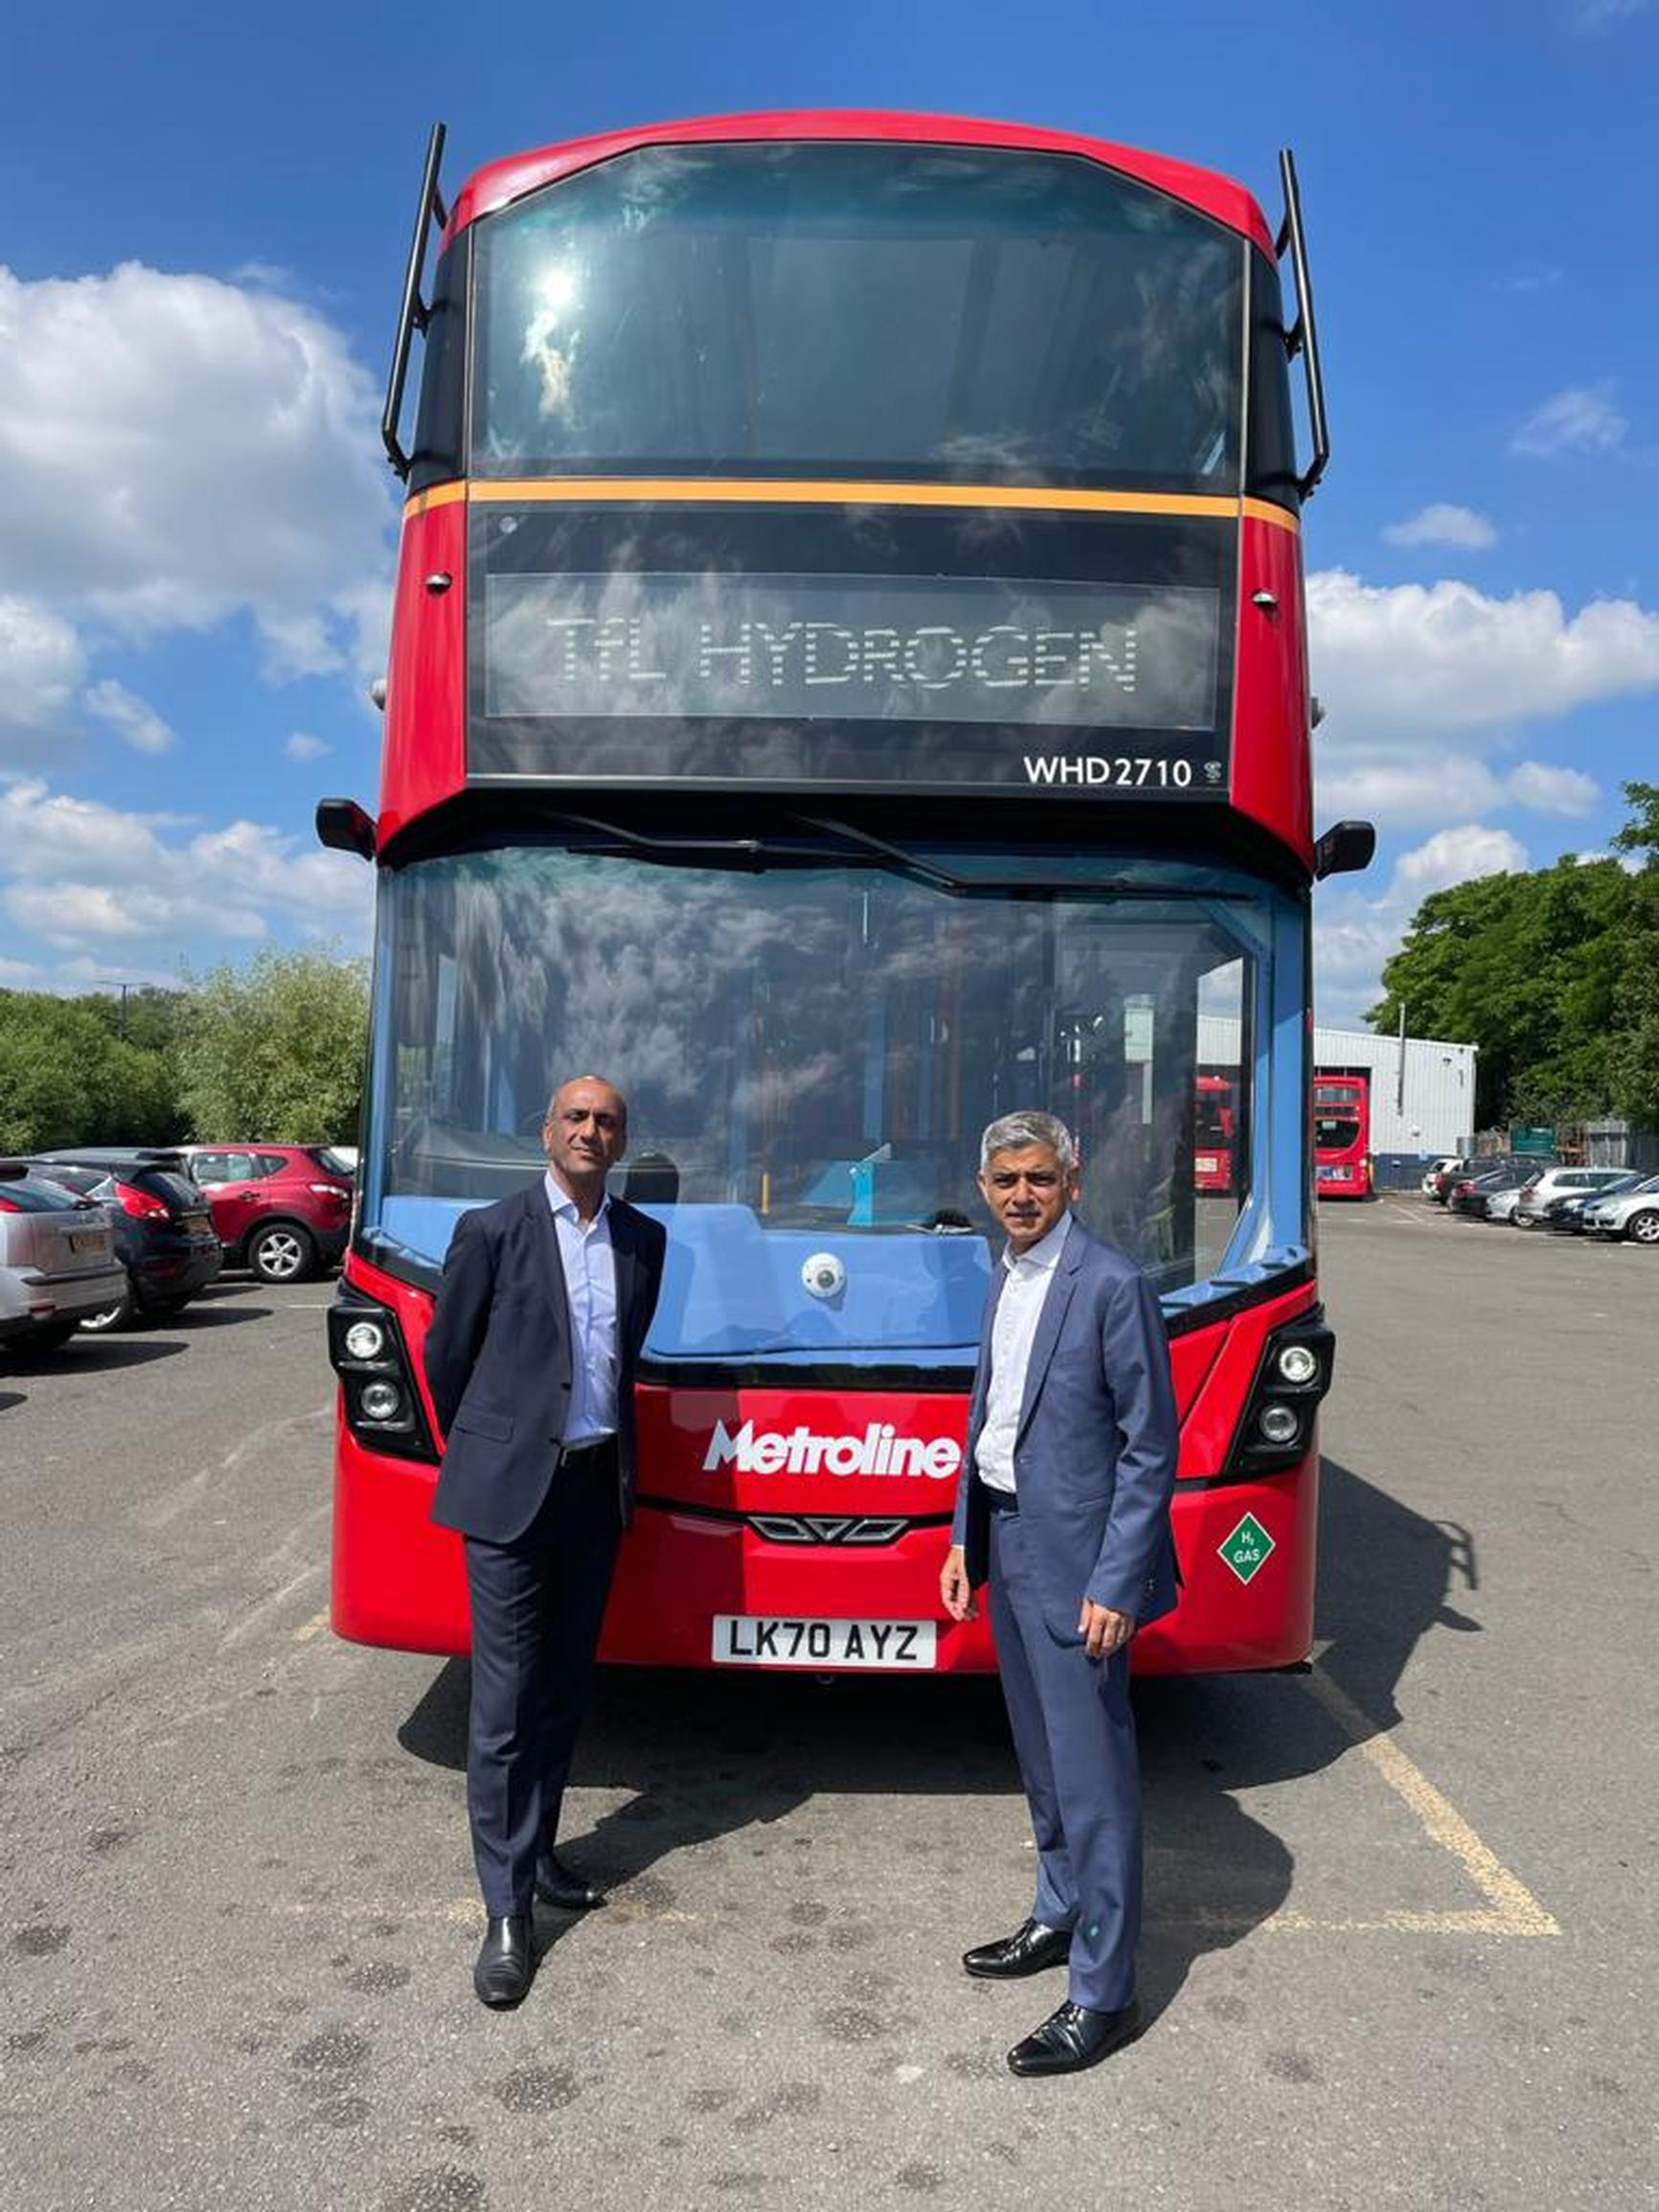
[534,1851,605,1911]
[1007,1997,1143,2076]
[473,1913,534,2007]
[962,1918,1073,1979]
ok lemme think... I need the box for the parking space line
[1295,1663,1559,1937]
[1376,1197,1433,1228]
[218,1562,326,1649]
[132,1402,332,1531]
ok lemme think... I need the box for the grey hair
[979,1111,1077,1174]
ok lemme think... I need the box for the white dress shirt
[543,1174,619,1445]
[975,1212,1073,1494]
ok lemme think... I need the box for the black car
[30,1150,222,1330]
[1437,1154,1538,1208]
[1539,1171,1647,1233]
[1447,1167,1532,1219]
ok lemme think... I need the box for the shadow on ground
[396,1448,1466,2010]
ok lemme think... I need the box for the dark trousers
[989,1500,1143,2012]
[462,1442,621,1915]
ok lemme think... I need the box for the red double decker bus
[1314,1071,1373,1199]
[320,111,1372,1675]
[1193,1071,1242,1196]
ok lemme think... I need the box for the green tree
[1608,781,1659,1128]
[1369,783,1658,1132]
[0,992,182,1152]
[172,947,369,1143]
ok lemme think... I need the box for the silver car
[0,1162,125,1350]
[1582,1174,1659,1245]
[1512,1166,1632,1228]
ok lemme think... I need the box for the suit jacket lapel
[609,1202,640,1357]
[968,1259,1007,1443]
[1014,1220,1081,1446]
[534,1180,572,1339]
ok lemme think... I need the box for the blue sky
[1,0,1653,1027]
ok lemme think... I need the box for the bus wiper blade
[551,811,783,862]
[788,814,969,895]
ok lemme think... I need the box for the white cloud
[0,777,372,958]
[1314,751,1601,831]
[284,731,331,761]
[1504,762,1599,815]
[1382,503,1497,551]
[0,262,395,676]
[1494,265,1563,295]
[1392,824,1530,897]
[0,594,84,746]
[82,677,174,754]
[1309,570,1659,832]
[1313,825,1531,1028]
[1573,0,1650,28]
[1511,384,1627,458]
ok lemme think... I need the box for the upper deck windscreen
[472,141,1244,490]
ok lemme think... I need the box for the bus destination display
[474,568,1229,794]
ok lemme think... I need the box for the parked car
[1448,1168,1532,1220]
[27,1152,220,1329]
[1431,1153,1542,1206]
[1512,1166,1632,1230]
[1485,1182,1529,1225]
[0,1161,126,1349]
[174,1144,354,1283]
[1537,1171,1648,1234]
[1582,1173,1659,1245]
[1421,1155,1462,1196]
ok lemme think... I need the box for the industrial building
[1196,1017,1478,1163]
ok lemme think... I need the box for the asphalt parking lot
[2,1208,1655,2212]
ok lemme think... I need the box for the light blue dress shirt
[543,1174,619,1445]
[976,1211,1073,1494]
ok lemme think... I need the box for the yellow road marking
[1296,1663,1559,1936]
[291,1608,331,1642]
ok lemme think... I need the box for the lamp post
[98,980,129,1039]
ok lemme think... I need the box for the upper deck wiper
[788,815,1250,901]
[788,815,970,895]
[548,811,791,865]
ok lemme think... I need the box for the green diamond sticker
[1218,1512,1275,1585]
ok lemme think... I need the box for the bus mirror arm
[1276,148,1330,501]
[382,122,449,480]
[316,799,377,862]
[1313,821,1375,881]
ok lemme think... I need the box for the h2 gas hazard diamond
[1218,1512,1275,1585]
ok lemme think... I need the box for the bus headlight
[328,1293,438,1462]
[1258,1403,1301,1447]
[1221,1311,1335,1480]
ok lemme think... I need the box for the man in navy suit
[942,1108,1178,2076]
[424,1074,667,2006]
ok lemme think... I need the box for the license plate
[712,1615,936,1670]
[69,1231,110,1256]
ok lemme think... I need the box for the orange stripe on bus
[404,478,1301,533]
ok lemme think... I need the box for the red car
[177,1144,354,1283]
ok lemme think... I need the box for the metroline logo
[702,1419,961,1481]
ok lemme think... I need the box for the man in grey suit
[941,1108,1178,2076]
[424,1074,667,2007]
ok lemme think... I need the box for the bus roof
[445,109,1278,259]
